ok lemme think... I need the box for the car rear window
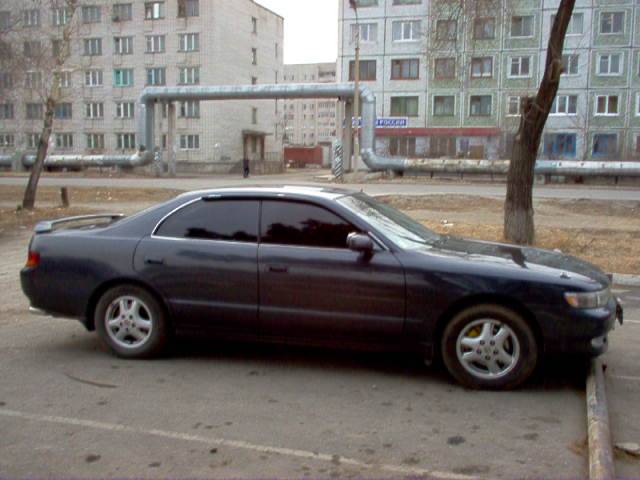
[260,200,355,249]
[156,199,259,242]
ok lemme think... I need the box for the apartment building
[0,0,284,173]
[338,0,640,162]
[281,62,338,147]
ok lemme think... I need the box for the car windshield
[338,193,441,249]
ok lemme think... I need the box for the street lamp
[349,0,360,172]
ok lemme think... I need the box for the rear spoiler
[34,214,125,234]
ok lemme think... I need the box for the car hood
[422,236,610,287]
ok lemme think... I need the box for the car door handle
[145,257,165,266]
[268,265,288,274]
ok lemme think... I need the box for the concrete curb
[586,358,615,480]
[612,274,640,287]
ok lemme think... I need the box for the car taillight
[25,251,40,268]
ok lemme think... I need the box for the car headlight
[564,288,611,309]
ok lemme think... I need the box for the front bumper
[542,297,623,356]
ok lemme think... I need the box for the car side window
[261,201,356,249]
[156,199,259,242]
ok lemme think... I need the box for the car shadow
[169,336,589,392]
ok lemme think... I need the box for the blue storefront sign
[351,117,408,128]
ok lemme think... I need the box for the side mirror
[347,232,374,254]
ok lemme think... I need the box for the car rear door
[134,198,260,334]
[258,200,406,342]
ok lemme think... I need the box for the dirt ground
[1,186,638,274]
[378,195,640,274]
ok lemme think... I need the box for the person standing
[243,157,250,178]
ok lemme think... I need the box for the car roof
[178,185,358,201]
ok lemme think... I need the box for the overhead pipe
[0,151,153,169]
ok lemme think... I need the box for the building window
[544,133,576,158]
[113,69,134,87]
[390,96,419,117]
[551,12,584,35]
[562,54,579,75]
[144,2,164,20]
[81,5,101,24]
[0,72,13,89]
[83,38,102,56]
[391,58,419,80]
[0,103,14,119]
[0,11,10,31]
[473,17,495,40]
[23,9,40,28]
[180,134,200,150]
[145,35,166,53]
[146,67,166,86]
[178,66,199,85]
[25,103,42,120]
[600,12,624,34]
[392,20,421,42]
[348,60,376,81]
[54,102,72,119]
[52,7,71,26]
[86,133,105,150]
[592,134,617,157]
[55,133,73,149]
[178,0,199,18]
[85,102,104,119]
[354,0,378,6]
[26,133,40,149]
[471,57,493,78]
[252,16,257,33]
[352,23,377,43]
[251,107,258,125]
[389,137,416,157]
[84,69,103,87]
[116,133,136,150]
[179,100,200,118]
[434,58,455,79]
[550,95,578,115]
[470,95,492,116]
[595,95,619,116]
[597,53,622,76]
[54,71,71,88]
[393,0,421,4]
[511,15,534,38]
[114,36,133,55]
[507,96,523,116]
[112,3,132,22]
[252,48,257,65]
[435,19,457,41]
[115,101,135,118]
[179,33,199,52]
[433,95,455,116]
[25,71,43,89]
[23,41,41,58]
[509,56,531,78]
[0,134,15,147]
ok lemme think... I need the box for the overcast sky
[256,0,339,65]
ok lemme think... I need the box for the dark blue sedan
[21,186,622,389]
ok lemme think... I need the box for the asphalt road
[2,171,640,201]
[0,230,638,478]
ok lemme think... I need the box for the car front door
[134,198,260,334]
[258,200,406,342]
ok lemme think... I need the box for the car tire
[95,285,169,359]
[441,304,538,390]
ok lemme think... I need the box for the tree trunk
[22,97,55,210]
[504,0,576,245]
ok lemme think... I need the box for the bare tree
[504,0,576,244]
[0,0,79,210]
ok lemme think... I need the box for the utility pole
[349,0,360,172]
